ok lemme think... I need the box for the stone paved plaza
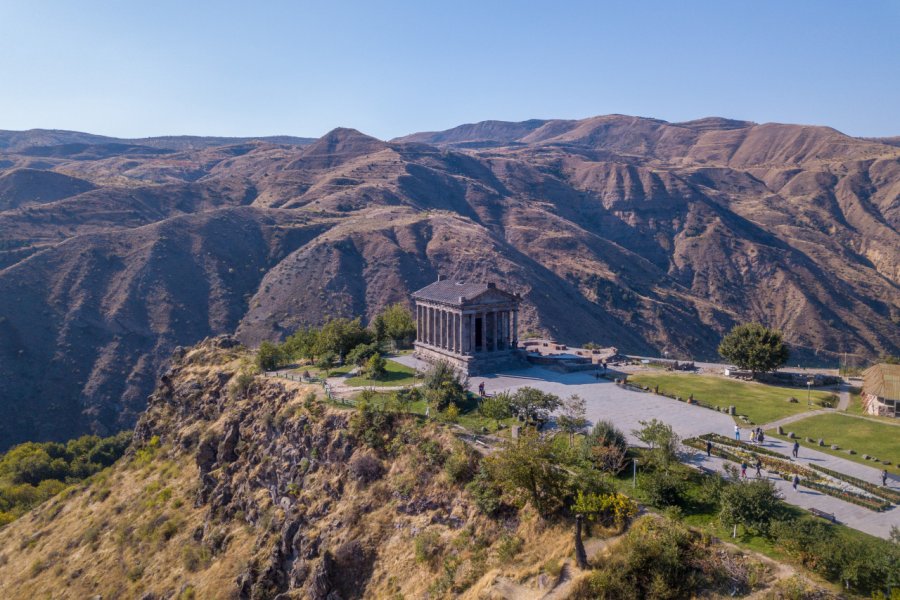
[393,356,900,540]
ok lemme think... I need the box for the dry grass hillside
[0,115,898,448]
[0,338,846,599]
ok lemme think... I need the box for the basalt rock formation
[0,116,898,447]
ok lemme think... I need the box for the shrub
[444,443,477,484]
[466,465,502,516]
[348,453,384,485]
[495,534,523,563]
[349,401,395,451]
[572,516,719,600]
[255,341,284,371]
[362,353,387,380]
[229,371,255,399]
[414,529,445,569]
[181,543,212,572]
[423,361,467,411]
[346,342,380,367]
[639,469,685,507]
[719,478,783,536]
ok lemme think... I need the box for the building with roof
[411,276,528,375]
[861,363,900,418]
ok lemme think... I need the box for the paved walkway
[747,434,897,491]
[683,449,899,540]
[467,365,899,540]
[471,366,738,444]
[836,383,851,411]
[761,410,827,432]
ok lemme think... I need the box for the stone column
[512,309,518,347]
[468,313,475,353]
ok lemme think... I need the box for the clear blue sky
[0,0,897,139]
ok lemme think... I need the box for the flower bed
[698,433,789,459]
[683,438,891,512]
[807,464,899,504]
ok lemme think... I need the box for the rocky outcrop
[122,339,470,598]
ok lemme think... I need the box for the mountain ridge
[0,113,898,448]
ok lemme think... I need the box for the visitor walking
[741,462,747,478]
[755,460,762,478]
[792,474,800,491]
[706,440,712,457]
[883,470,889,487]
[478,382,485,397]
[758,430,765,445]
[792,441,800,459]
[734,425,740,441]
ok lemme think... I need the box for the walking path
[836,383,851,411]
[761,410,827,432]
[466,365,898,540]
[683,448,899,540]
[740,433,897,491]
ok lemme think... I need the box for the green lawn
[344,359,419,387]
[627,373,833,425]
[766,413,900,475]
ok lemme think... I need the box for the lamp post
[807,379,813,408]
[633,458,638,489]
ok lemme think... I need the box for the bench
[809,508,836,523]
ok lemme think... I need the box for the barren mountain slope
[0,115,898,448]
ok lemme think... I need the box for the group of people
[739,459,764,479]
[734,425,765,445]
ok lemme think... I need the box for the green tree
[256,341,283,371]
[719,478,782,536]
[584,421,628,474]
[632,419,679,468]
[557,394,588,445]
[363,353,387,380]
[718,322,790,375]
[379,303,417,348]
[283,326,319,361]
[486,429,569,518]
[316,352,337,377]
[479,392,512,429]
[422,360,466,412]
[510,387,562,426]
[346,341,379,367]
[316,317,372,360]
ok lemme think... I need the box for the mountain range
[0,115,898,448]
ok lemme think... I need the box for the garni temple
[411,277,529,375]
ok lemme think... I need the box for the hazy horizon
[1,0,898,139]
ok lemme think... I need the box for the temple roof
[411,279,518,305]
[863,363,900,401]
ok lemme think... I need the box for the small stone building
[862,363,900,418]
[412,277,528,375]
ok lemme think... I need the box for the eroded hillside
[0,116,898,447]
